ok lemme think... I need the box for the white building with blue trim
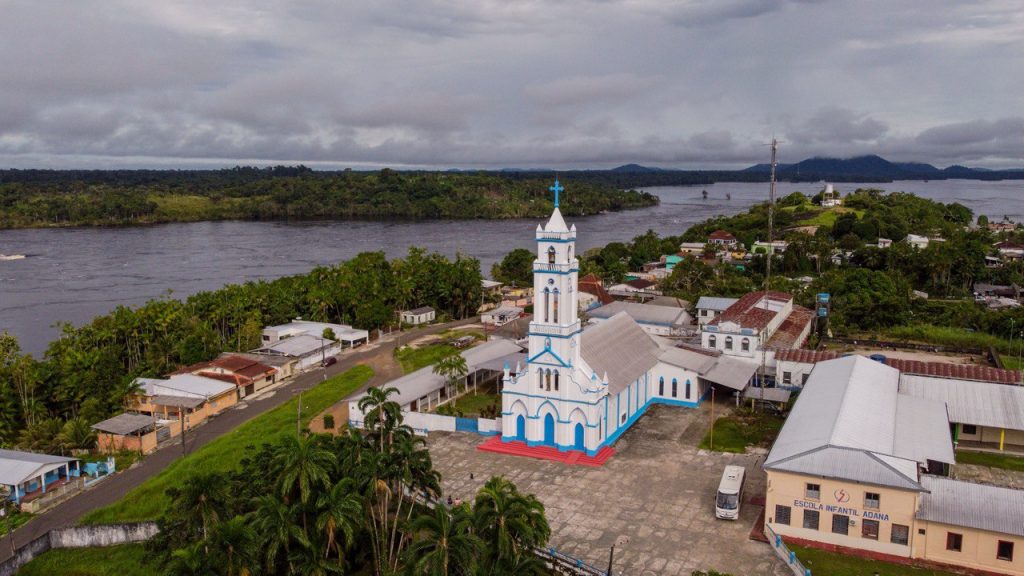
[500,181,756,456]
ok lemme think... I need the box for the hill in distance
[740,154,1024,180]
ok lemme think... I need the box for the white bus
[715,465,745,520]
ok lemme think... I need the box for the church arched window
[538,368,543,389]
[545,369,552,391]
[547,246,556,264]
[741,338,750,352]
[554,371,559,391]
[708,335,716,349]
[672,378,678,398]
[725,336,733,351]
[552,290,559,323]
[685,380,691,399]
[659,377,664,396]
[543,288,550,323]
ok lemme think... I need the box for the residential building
[92,413,163,455]
[171,355,278,398]
[587,300,692,337]
[708,230,738,248]
[906,234,931,249]
[678,242,706,255]
[877,238,893,249]
[996,241,1024,261]
[607,278,662,298]
[130,374,239,431]
[695,296,739,327]
[401,306,436,325]
[663,253,684,270]
[700,291,815,361]
[752,240,788,254]
[261,319,368,348]
[481,306,523,326]
[0,449,81,506]
[253,334,343,371]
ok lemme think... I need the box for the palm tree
[472,477,551,573]
[433,353,468,396]
[252,495,307,574]
[404,504,480,576]
[316,479,362,562]
[358,386,402,449]
[57,416,96,451]
[209,516,258,576]
[171,472,230,543]
[165,542,208,576]
[273,434,337,505]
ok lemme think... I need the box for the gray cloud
[0,0,1021,169]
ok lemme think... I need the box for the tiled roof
[765,305,815,349]
[197,371,245,386]
[579,276,613,305]
[708,230,736,241]
[774,349,842,364]
[212,355,257,372]
[710,291,792,330]
[625,278,656,290]
[169,360,213,376]
[884,359,1021,384]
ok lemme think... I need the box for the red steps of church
[476,436,615,467]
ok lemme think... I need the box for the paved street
[0,317,477,563]
[428,403,788,576]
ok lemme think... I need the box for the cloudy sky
[2,0,1023,169]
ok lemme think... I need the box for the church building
[498,181,756,457]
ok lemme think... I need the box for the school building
[764,355,1024,575]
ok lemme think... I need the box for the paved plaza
[428,403,788,575]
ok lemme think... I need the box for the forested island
[0,167,657,228]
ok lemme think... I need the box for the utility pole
[709,386,715,450]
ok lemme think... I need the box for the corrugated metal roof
[899,375,1024,430]
[0,449,77,486]
[91,413,156,435]
[255,334,329,357]
[580,312,661,395]
[406,306,435,315]
[702,356,759,391]
[139,374,235,399]
[695,296,739,312]
[765,356,953,489]
[354,339,524,408]
[588,301,689,327]
[774,349,843,364]
[918,476,1024,538]
[764,306,815,350]
[658,347,717,373]
[885,359,1021,384]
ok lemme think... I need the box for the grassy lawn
[790,544,961,576]
[447,391,501,416]
[873,325,1012,353]
[81,366,373,524]
[699,410,784,453]
[1000,355,1024,370]
[18,544,158,576]
[395,344,456,373]
[956,449,1024,472]
[796,206,864,227]
[0,510,32,536]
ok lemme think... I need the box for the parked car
[321,357,337,367]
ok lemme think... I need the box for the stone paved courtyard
[428,403,788,575]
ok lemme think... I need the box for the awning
[702,357,759,391]
[149,395,206,409]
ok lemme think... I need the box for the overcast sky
[2,0,1022,169]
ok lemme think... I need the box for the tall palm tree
[273,434,337,505]
[165,542,208,576]
[57,416,96,451]
[171,472,230,543]
[358,386,401,435]
[209,515,258,576]
[404,504,480,576]
[472,477,551,573]
[433,354,468,396]
[316,479,362,562]
[252,495,307,574]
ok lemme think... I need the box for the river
[1,179,1022,356]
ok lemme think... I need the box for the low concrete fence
[350,404,500,437]
[0,522,158,576]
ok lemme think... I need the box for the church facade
[500,181,755,456]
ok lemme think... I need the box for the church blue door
[516,415,525,440]
[543,414,555,445]
[573,423,585,451]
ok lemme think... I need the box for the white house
[821,183,842,207]
[700,291,815,363]
[877,238,893,249]
[695,296,739,327]
[261,319,368,348]
[906,234,930,249]
[751,240,788,254]
[401,306,436,325]
[482,306,523,326]
[678,242,706,255]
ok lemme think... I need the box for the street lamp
[606,535,630,575]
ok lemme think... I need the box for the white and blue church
[499,180,756,456]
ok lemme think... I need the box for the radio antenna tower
[758,138,779,405]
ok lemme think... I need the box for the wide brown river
[2,180,1022,355]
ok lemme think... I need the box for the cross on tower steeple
[549,179,564,208]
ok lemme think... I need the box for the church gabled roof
[580,312,660,395]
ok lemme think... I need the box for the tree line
[0,247,483,449]
[0,168,657,228]
[148,387,552,575]
[509,188,1024,346]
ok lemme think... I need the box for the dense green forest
[145,388,551,575]
[556,189,1024,343]
[0,247,482,449]
[0,167,657,228]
